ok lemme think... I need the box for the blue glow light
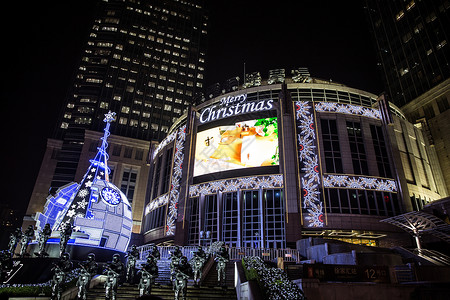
[35,111,131,252]
[101,187,121,206]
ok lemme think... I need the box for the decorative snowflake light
[189,174,284,197]
[295,101,324,228]
[101,187,121,206]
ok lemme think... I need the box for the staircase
[86,283,237,300]
[415,249,450,266]
[85,259,238,299]
[201,261,235,287]
[136,259,172,285]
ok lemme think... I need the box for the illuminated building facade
[142,72,448,248]
[25,0,207,234]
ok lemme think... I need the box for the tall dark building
[52,0,208,191]
[23,0,208,235]
[365,0,450,195]
[365,0,450,107]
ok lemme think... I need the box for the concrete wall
[295,278,450,300]
[24,139,63,228]
[298,238,404,265]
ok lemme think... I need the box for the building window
[112,145,122,156]
[152,156,162,199]
[204,194,218,243]
[120,167,138,204]
[346,121,369,175]
[135,149,144,161]
[321,119,343,173]
[325,188,399,216]
[145,205,166,232]
[423,104,435,119]
[124,147,133,158]
[264,189,285,249]
[109,165,115,182]
[188,197,200,245]
[74,117,92,124]
[130,119,139,127]
[89,141,99,152]
[436,96,449,113]
[161,148,173,194]
[242,190,261,248]
[370,125,392,178]
[222,192,239,247]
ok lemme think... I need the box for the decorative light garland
[295,101,324,228]
[323,174,397,192]
[314,102,381,119]
[144,193,169,215]
[189,174,284,197]
[152,130,177,159]
[165,125,187,236]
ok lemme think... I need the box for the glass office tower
[365,0,450,107]
[51,0,208,191]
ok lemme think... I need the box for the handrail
[137,245,302,263]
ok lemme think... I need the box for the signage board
[194,117,279,177]
[199,93,274,124]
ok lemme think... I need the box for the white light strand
[295,101,324,228]
[315,102,381,119]
[189,174,284,197]
[323,174,397,192]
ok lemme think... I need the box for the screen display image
[194,117,279,177]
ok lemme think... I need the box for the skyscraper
[365,0,450,107]
[50,0,207,191]
[365,0,450,194]
[24,0,208,235]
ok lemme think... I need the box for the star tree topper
[104,111,117,123]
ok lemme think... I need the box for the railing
[229,247,301,263]
[138,245,200,260]
[137,245,302,263]
[415,248,450,266]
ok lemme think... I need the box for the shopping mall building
[142,76,448,249]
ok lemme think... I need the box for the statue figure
[76,253,98,300]
[169,246,183,284]
[173,256,192,300]
[0,250,13,281]
[8,228,22,255]
[19,225,35,257]
[138,254,159,296]
[148,243,160,261]
[51,252,73,300]
[190,246,207,286]
[59,223,73,256]
[215,246,229,286]
[36,223,52,257]
[125,244,139,284]
[104,253,124,300]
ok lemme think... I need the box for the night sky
[1,1,383,215]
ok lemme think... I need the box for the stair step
[86,284,237,300]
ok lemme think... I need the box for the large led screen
[194,117,279,177]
